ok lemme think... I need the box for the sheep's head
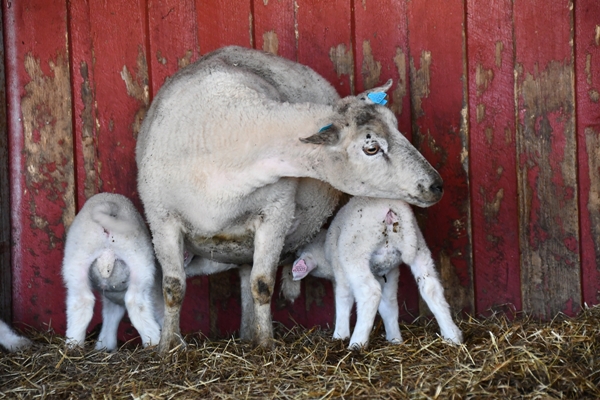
[300,80,443,208]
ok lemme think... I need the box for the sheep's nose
[430,180,444,196]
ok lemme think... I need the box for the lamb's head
[301,80,443,207]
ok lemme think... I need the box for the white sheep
[62,193,163,351]
[0,319,32,352]
[281,196,463,349]
[136,46,444,352]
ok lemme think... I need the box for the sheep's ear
[356,79,393,104]
[299,123,339,145]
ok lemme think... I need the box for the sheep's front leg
[377,266,402,343]
[249,186,296,347]
[96,296,126,351]
[409,248,463,344]
[152,221,187,353]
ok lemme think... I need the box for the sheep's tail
[91,201,138,235]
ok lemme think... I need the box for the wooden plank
[0,7,10,322]
[195,0,252,55]
[294,0,352,327]
[296,0,353,96]
[147,0,210,337]
[353,0,419,321]
[406,0,473,315]
[253,0,296,60]
[4,0,75,332]
[575,0,600,307]
[514,1,580,317]
[466,0,521,315]
[85,0,148,204]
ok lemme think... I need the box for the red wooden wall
[1,0,599,340]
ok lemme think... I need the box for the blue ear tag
[367,92,388,105]
[319,123,333,132]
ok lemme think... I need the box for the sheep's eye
[363,143,381,156]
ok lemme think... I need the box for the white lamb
[62,193,163,351]
[281,196,463,349]
[0,319,32,352]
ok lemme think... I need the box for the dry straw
[1,305,599,399]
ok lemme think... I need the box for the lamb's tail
[91,201,139,235]
[279,264,301,303]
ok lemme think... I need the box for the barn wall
[2,0,599,339]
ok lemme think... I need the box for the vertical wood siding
[2,0,598,339]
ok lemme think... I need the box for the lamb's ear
[356,78,394,104]
[299,123,340,145]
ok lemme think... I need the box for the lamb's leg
[151,221,187,353]
[124,268,162,348]
[65,271,96,348]
[347,266,382,349]
[238,264,255,341]
[332,273,354,340]
[0,320,31,352]
[409,248,463,344]
[279,264,301,303]
[96,296,126,351]
[377,266,402,343]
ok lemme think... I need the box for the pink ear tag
[292,259,311,281]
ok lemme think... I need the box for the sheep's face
[302,93,443,207]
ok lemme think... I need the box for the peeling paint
[361,40,381,89]
[476,103,486,123]
[78,62,97,200]
[156,50,167,65]
[595,25,600,46]
[585,128,600,267]
[119,46,149,138]
[262,31,279,55]
[485,127,493,145]
[391,47,407,116]
[476,63,494,96]
[495,41,504,68]
[482,187,504,223]
[21,53,75,238]
[329,43,354,92]
[409,50,431,119]
[516,60,580,317]
[177,50,193,69]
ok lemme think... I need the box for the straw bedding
[1,306,599,399]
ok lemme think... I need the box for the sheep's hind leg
[238,264,255,341]
[409,249,463,344]
[96,296,125,351]
[332,273,354,341]
[377,266,402,343]
[347,268,382,349]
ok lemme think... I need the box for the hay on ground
[1,306,599,399]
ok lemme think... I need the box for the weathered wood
[514,1,580,317]
[466,0,521,315]
[85,0,148,202]
[5,0,75,332]
[354,0,419,321]
[253,0,296,60]
[406,0,473,315]
[296,0,353,96]
[195,0,252,55]
[0,7,10,322]
[575,0,600,306]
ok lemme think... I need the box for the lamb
[0,319,32,352]
[281,197,463,349]
[136,46,444,352]
[62,193,163,351]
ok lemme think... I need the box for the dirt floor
[1,306,599,399]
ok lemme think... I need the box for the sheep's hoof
[348,342,367,351]
[157,334,187,355]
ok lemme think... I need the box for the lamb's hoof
[387,337,404,345]
[8,337,32,352]
[441,326,463,345]
[348,342,368,351]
